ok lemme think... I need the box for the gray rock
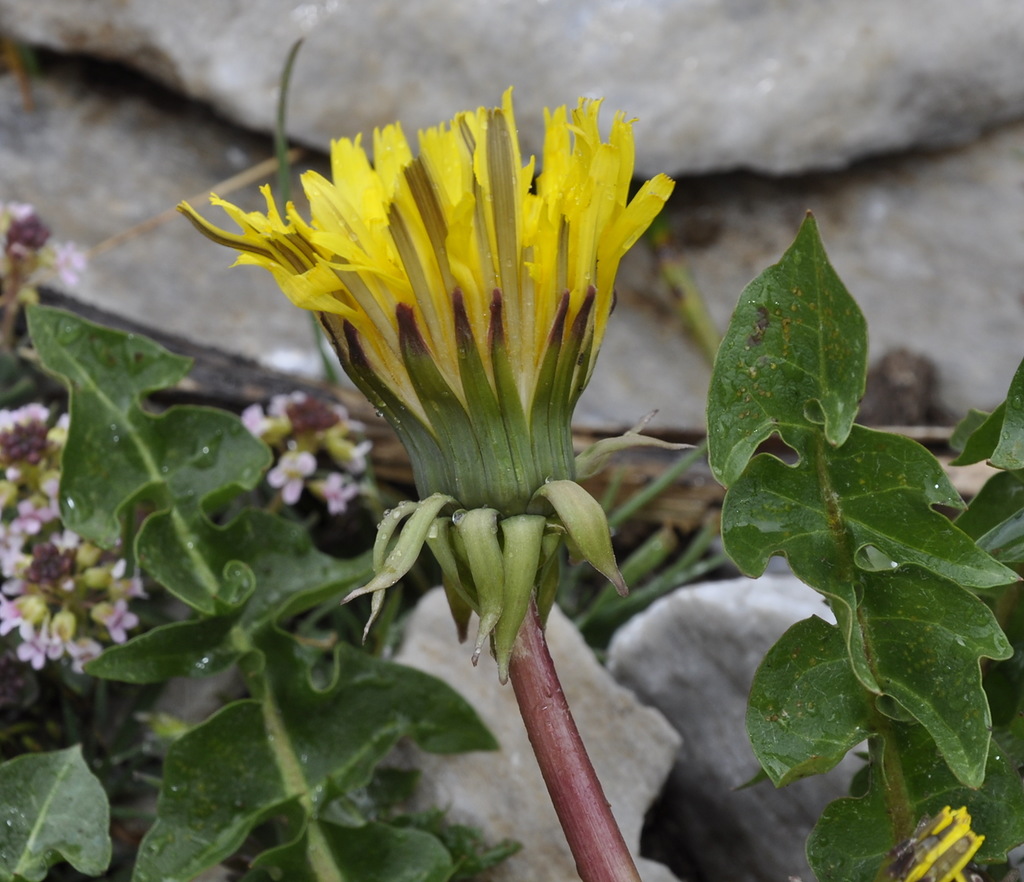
[2,0,1023,175]
[0,58,320,375]
[3,59,1023,430]
[607,575,856,882]
[592,117,1024,427]
[393,588,683,882]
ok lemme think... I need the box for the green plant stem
[509,599,642,882]
[608,440,707,528]
[262,690,343,881]
[657,248,720,367]
[1,265,25,350]
[993,581,1021,634]
[868,721,914,882]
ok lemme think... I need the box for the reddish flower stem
[509,599,643,882]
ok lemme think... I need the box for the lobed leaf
[132,701,293,882]
[805,782,890,882]
[87,614,239,682]
[707,214,867,486]
[722,425,1010,591]
[88,510,372,683]
[0,746,111,882]
[951,403,1005,466]
[708,216,1024,867]
[857,567,1011,786]
[27,306,271,613]
[251,820,455,882]
[748,573,1010,790]
[950,352,1024,469]
[132,628,495,881]
[747,615,871,787]
[992,355,1024,469]
[724,424,1014,747]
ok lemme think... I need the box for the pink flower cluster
[242,392,370,515]
[0,403,145,673]
[1,201,87,289]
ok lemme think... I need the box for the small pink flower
[0,594,22,636]
[0,403,48,433]
[317,472,360,515]
[52,241,88,287]
[1,575,25,597]
[51,529,80,553]
[66,638,103,673]
[10,498,59,536]
[267,450,317,505]
[267,392,304,418]
[240,403,270,437]
[2,202,35,223]
[14,403,50,425]
[16,639,47,670]
[346,439,373,473]
[41,476,61,505]
[0,526,25,578]
[94,598,139,644]
[16,623,64,670]
[111,558,147,599]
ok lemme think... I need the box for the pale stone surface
[0,58,320,375]
[607,575,855,882]
[1,0,1023,175]
[393,588,684,882]
[2,59,1023,429]
[592,117,1024,426]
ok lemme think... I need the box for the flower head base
[348,477,626,681]
[180,89,673,515]
[887,806,985,882]
[180,91,675,674]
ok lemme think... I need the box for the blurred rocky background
[1,0,1023,429]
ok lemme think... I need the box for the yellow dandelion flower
[179,90,675,677]
[179,89,673,514]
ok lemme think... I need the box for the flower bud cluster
[0,403,145,673]
[1,201,88,295]
[241,391,371,514]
